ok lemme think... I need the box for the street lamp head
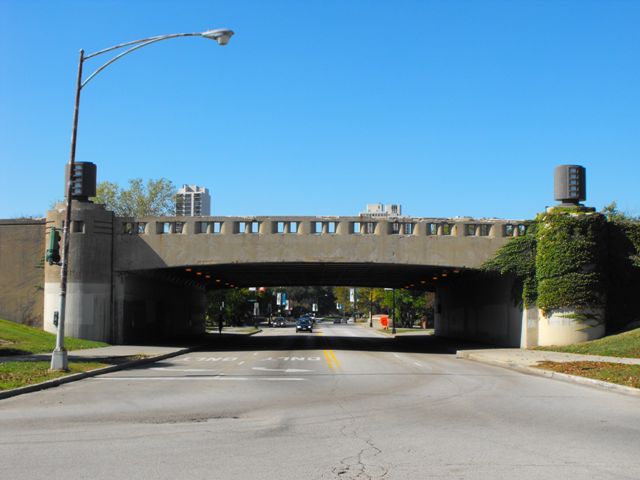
[201,28,234,46]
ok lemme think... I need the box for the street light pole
[50,49,85,371]
[50,29,234,371]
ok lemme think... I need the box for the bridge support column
[434,274,522,347]
[44,202,114,342]
[112,272,206,344]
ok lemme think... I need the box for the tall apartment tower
[175,185,211,216]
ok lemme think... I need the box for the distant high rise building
[175,185,211,216]
[360,203,403,218]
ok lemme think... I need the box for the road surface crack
[322,415,388,479]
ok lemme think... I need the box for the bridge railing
[116,216,530,239]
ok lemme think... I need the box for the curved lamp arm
[81,29,234,89]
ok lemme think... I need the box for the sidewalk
[457,348,640,396]
[1,329,264,399]
[0,345,187,364]
[0,344,195,400]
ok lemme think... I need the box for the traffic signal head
[45,227,61,265]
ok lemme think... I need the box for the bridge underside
[131,262,464,290]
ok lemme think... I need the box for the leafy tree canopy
[601,201,638,222]
[91,178,175,217]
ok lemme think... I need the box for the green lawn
[534,328,640,359]
[0,360,108,390]
[376,328,434,335]
[0,318,108,356]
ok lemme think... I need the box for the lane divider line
[323,350,334,369]
[329,350,341,368]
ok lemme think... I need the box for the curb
[0,346,199,401]
[456,351,640,398]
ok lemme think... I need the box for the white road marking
[95,376,305,382]
[151,367,222,373]
[414,362,422,367]
[260,356,321,362]
[238,361,245,366]
[252,367,314,373]
[196,357,238,362]
[393,353,401,359]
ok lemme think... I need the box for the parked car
[272,317,287,327]
[296,317,313,333]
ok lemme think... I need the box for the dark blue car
[296,317,313,333]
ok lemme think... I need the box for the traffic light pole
[50,49,84,371]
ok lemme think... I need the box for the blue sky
[1,0,638,220]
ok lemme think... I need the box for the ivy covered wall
[536,210,607,314]
[484,207,640,333]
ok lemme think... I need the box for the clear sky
[1,0,638,220]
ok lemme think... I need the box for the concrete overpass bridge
[44,202,530,346]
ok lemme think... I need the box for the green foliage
[205,286,338,326]
[0,360,107,390]
[483,203,640,326]
[482,234,537,306]
[535,327,640,358]
[601,201,638,222]
[91,178,175,216]
[205,288,254,327]
[535,210,607,314]
[0,318,108,356]
[332,287,432,326]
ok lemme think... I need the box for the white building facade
[360,203,403,218]
[175,185,211,216]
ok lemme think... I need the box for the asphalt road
[1,323,639,479]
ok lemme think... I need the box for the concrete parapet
[112,216,528,273]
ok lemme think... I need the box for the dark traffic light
[45,227,61,265]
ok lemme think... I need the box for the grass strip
[376,328,433,334]
[0,318,108,356]
[536,361,640,389]
[534,328,640,359]
[0,361,108,391]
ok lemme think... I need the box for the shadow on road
[191,330,496,356]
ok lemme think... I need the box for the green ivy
[535,210,608,314]
[482,234,537,306]
[484,207,640,327]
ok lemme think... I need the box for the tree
[602,201,637,222]
[91,178,176,216]
[206,288,254,327]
